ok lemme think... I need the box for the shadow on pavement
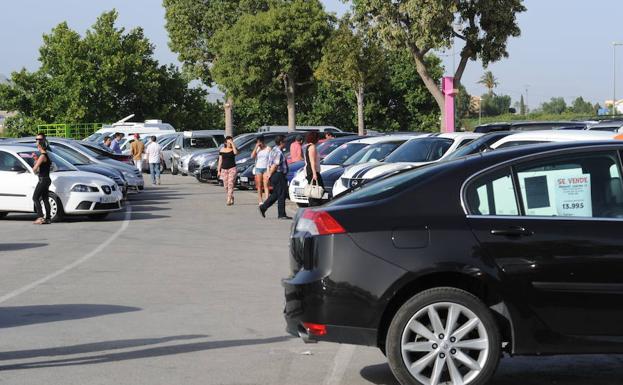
[0,335,207,361]
[0,243,48,252]
[126,205,170,213]
[0,335,292,371]
[360,355,623,385]
[0,304,140,329]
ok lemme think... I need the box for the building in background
[605,99,623,114]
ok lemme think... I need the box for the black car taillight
[296,209,346,236]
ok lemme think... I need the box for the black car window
[323,143,367,165]
[446,132,513,160]
[465,168,519,216]
[515,151,623,218]
[0,151,23,171]
[385,138,453,163]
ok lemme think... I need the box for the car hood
[51,171,116,186]
[343,161,430,180]
[75,164,121,180]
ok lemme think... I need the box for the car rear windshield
[49,145,91,165]
[343,141,404,166]
[385,138,453,163]
[185,137,218,148]
[329,163,445,205]
[322,143,367,165]
[446,133,513,160]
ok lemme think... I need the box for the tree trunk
[355,84,365,136]
[409,47,446,131]
[285,75,296,132]
[224,96,234,137]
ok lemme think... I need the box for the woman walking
[217,136,239,206]
[32,133,52,224]
[251,135,271,205]
[303,131,324,207]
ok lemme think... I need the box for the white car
[333,132,482,197]
[490,129,620,149]
[289,134,422,205]
[0,145,123,222]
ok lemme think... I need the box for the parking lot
[1,175,623,385]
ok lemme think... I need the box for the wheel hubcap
[41,197,57,219]
[400,302,490,385]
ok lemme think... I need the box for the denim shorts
[254,167,267,175]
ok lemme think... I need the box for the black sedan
[284,140,623,385]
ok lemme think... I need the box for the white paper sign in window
[518,168,592,217]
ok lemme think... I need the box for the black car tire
[386,287,501,385]
[88,213,109,221]
[171,159,178,175]
[0,212,7,219]
[196,174,209,183]
[43,193,64,223]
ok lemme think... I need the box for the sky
[1,0,622,109]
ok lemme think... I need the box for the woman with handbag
[303,131,325,207]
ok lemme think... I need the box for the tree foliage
[0,10,221,135]
[352,0,526,129]
[315,18,385,134]
[478,71,498,96]
[481,94,511,116]
[570,96,595,114]
[540,97,567,115]
[211,0,333,130]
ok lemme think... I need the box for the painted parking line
[0,206,132,304]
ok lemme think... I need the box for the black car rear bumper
[282,233,407,347]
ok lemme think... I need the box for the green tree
[571,96,595,115]
[481,94,511,116]
[455,84,472,121]
[541,97,567,115]
[315,18,385,135]
[519,94,526,115]
[478,71,498,96]
[0,10,220,134]
[162,0,270,136]
[211,0,333,131]
[352,0,526,130]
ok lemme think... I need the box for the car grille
[76,201,92,210]
[94,202,121,210]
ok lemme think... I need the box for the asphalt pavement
[0,175,622,384]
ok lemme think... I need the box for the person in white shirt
[145,136,163,185]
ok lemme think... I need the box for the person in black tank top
[217,136,239,206]
[32,133,52,224]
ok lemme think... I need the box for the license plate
[295,188,305,195]
[100,196,118,204]
[240,177,248,182]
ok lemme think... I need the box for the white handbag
[304,179,325,199]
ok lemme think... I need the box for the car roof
[182,130,225,137]
[0,144,38,153]
[350,134,428,145]
[491,129,616,146]
[437,132,483,139]
[589,120,623,128]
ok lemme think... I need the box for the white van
[257,125,342,133]
[85,114,176,144]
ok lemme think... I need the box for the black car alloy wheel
[386,288,501,385]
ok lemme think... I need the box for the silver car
[171,130,225,175]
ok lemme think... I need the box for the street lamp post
[613,42,623,117]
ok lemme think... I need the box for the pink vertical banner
[442,76,456,133]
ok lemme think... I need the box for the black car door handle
[490,227,533,236]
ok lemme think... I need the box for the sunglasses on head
[36,138,44,142]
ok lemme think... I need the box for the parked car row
[282,128,623,385]
[0,136,147,222]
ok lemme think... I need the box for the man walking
[130,133,145,172]
[145,136,163,185]
[259,135,291,219]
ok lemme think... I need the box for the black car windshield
[317,140,349,157]
[73,143,109,160]
[445,133,513,160]
[322,143,367,165]
[329,163,444,206]
[344,141,404,166]
[49,145,91,165]
[18,151,76,172]
[385,138,453,163]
